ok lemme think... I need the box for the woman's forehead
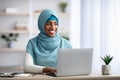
[46,20,57,23]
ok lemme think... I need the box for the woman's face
[45,20,58,37]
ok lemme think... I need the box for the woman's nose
[50,25,55,30]
[50,24,54,27]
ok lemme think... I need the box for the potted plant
[59,2,68,13]
[62,36,69,41]
[1,33,19,48]
[101,55,113,75]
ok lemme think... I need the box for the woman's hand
[42,67,57,74]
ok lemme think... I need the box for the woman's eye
[46,23,58,26]
[46,23,51,25]
[54,23,58,25]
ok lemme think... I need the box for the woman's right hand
[42,67,57,74]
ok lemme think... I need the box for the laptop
[0,51,26,74]
[56,48,93,77]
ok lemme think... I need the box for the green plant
[101,55,113,65]
[1,33,19,42]
[62,36,69,41]
[59,2,68,9]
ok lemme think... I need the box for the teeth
[49,30,55,33]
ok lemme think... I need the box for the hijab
[26,9,72,68]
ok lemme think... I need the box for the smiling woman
[24,9,72,75]
[45,15,58,37]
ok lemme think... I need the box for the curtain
[80,0,120,74]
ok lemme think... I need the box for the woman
[24,9,72,74]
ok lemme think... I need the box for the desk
[0,74,120,80]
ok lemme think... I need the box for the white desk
[0,74,120,80]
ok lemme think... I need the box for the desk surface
[0,74,120,80]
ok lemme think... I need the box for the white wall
[69,0,81,48]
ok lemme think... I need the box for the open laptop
[55,48,93,77]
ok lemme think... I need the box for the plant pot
[102,65,111,75]
[61,8,66,13]
[7,41,13,48]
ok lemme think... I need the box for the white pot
[102,65,111,75]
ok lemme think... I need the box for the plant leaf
[101,55,113,65]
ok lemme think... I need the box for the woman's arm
[24,53,45,73]
[24,53,57,74]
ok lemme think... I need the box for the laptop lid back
[56,48,93,77]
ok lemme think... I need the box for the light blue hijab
[26,9,72,68]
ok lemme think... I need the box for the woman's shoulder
[28,36,38,43]
[61,37,72,48]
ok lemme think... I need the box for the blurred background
[0,0,120,74]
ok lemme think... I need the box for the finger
[50,68,56,73]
